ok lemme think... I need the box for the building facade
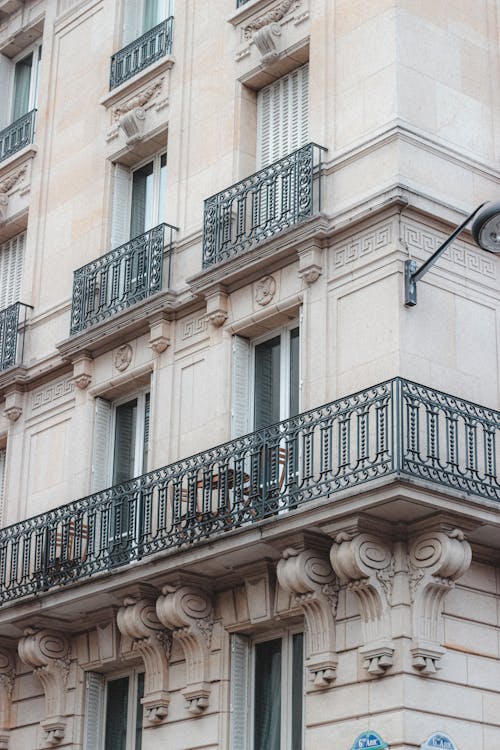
[0,0,499,748]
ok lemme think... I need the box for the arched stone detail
[117,594,172,724]
[156,585,213,715]
[0,647,16,750]
[331,531,395,676]
[408,525,471,675]
[277,545,338,689]
[18,629,70,746]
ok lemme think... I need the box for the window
[122,0,174,45]
[230,631,304,750]
[0,233,25,310]
[256,63,309,169]
[111,153,167,248]
[83,670,145,750]
[0,42,41,128]
[232,324,300,437]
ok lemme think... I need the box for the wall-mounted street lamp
[404,201,500,306]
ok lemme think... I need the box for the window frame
[129,151,167,240]
[6,40,42,123]
[102,667,145,750]
[109,389,150,486]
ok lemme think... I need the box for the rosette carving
[408,526,471,675]
[0,647,15,750]
[117,595,171,724]
[331,532,395,676]
[156,585,213,715]
[18,629,70,746]
[277,546,338,688]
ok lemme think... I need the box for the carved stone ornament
[205,290,228,327]
[156,585,213,715]
[407,526,471,675]
[277,546,338,688]
[0,194,8,224]
[0,647,15,750]
[253,22,282,65]
[149,317,171,354]
[118,107,146,146]
[243,0,298,36]
[71,355,93,390]
[4,390,23,423]
[330,532,395,676]
[117,594,171,724]
[18,628,71,746]
[0,165,27,195]
[114,344,133,372]
[298,244,323,284]
[112,78,164,123]
[254,275,276,306]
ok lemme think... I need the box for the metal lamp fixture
[404,201,500,306]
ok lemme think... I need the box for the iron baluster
[109,18,174,89]
[445,411,459,469]
[0,109,36,163]
[483,426,497,481]
[464,417,478,477]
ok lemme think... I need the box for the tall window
[0,233,25,310]
[122,0,174,45]
[111,153,167,248]
[0,43,41,129]
[230,631,304,750]
[256,64,309,169]
[83,671,144,750]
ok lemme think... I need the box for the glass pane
[157,153,167,224]
[291,633,303,750]
[135,673,145,750]
[254,336,281,430]
[130,162,154,238]
[105,677,129,750]
[254,639,281,750]
[289,327,300,418]
[143,0,161,31]
[12,54,33,120]
[113,399,138,484]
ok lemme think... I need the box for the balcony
[202,143,326,269]
[109,18,174,90]
[70,223,176,336]
[0,109,36,164]
[0,302,31,371]
[2,377,500,604]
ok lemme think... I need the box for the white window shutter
[0,233,25,309]
[91,398,112,492]
[0,447,6,526]
[231,335,251,438]
[230,633,250,750]
[111,163,131,249]
[83,672,105,750]
[257,63,309,168]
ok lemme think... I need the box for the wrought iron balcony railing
[109,17,174,89]
[70,223,176,336]
[0,302,32,371]
[1,378,500,604]
[236,0,251,6]
[202,143,326,269]
[0,109,36,163]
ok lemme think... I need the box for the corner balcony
[2,378,500,605]
[109,17,174,90]
[202,143,326,269]
[0,109,36,163]
[69,223,176,336]
[0,301,31,371]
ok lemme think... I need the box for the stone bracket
[4,389,23,422]
[297,243,323,284]
[205,289,228,327]
[70,353,93,390]
[149,316,171,354]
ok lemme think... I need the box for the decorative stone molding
[0,165,27,195]
[254,275,276,306]
[156,585,213,715]
[253,22,282,65]
[330,530,395,676]
[70,355,93,390]
[0,194,8,224]
[112,78,165,123]
[243,0,299,35]
[0,647,15,750]
[205,290,228,327]
[118,107,146,145]
[18,628,71,746]
[4,390,23,423]
[114,344,133,372]
[298,244,323,284]
[277,542,338,688]
[408,525,471,675]
[116,592,171,724]
[149,316,171,354]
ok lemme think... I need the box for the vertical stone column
[0,647,16,750]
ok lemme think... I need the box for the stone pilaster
[0,647,15,750]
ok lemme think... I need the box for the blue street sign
[351,731,389,750]
[420,733,458,750]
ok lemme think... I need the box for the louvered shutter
[111,163,131,249]
[230,634,250,750]
[0,233,25,309]
[91,398,112,492]
[0,447,6,525]
[231,335,251,438]
[256,63,309,168]
[83,672,105,750]
[142,392,150,473]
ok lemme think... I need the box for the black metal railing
[70,223,176,335]
[2,378,500,603]
[202,143,326,268]
[0,110,36,163]
[0,302,32,371]
[236,0,251,6]
[110,17,174,89]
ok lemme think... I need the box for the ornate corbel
[156,585,213,715]
[0,194,8,224]
[118,107,146,145]
[0,647,16,750]
[330,530,395,676]
[277,541,338,689]
[298,243,323,284]
[149,315,171,354]
[116,592,171,724]
[70,354,93,390]
[4,389,23,423]
[408,525,471,675]
[253,22,282,65]
[205,289,228,328]
[18,628,71,746]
